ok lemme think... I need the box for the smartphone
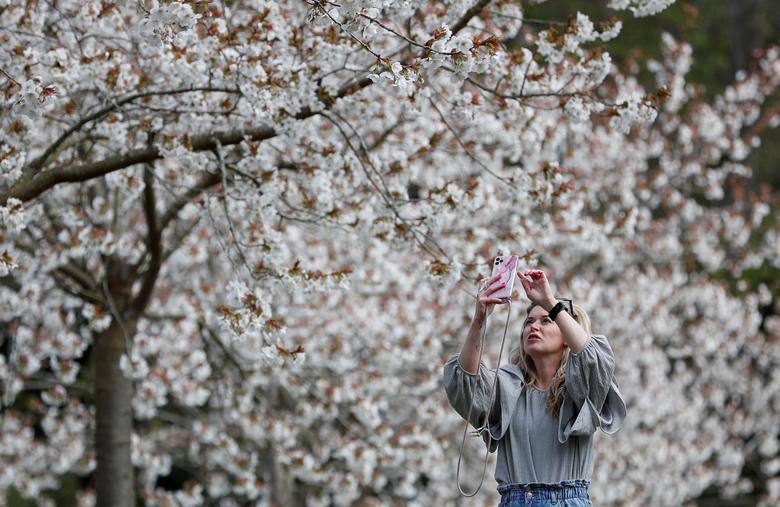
[489,255,518,301]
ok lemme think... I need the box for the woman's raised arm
[517,269,588,353]
[458,273,507,373]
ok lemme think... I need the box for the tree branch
[2,125,274,205]
[130,165,162,316]
[450,0,492,34]
[24,86,241,177]
[159,211,207,267]
[158,171,221,232]
[52,271,107,307]
[14,237,104,304]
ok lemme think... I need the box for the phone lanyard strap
[456,301,513,497]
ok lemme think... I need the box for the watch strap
[548,301,567,321]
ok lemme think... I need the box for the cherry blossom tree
[1,1,778,506]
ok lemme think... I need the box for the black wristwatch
[548,301,568,321]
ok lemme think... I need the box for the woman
[443,269,627,506]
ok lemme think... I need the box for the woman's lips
[528,333,541,341]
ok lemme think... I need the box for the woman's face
[522,305,567,358]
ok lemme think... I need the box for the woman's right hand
[474,273,509,322]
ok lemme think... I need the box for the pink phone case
[489,255,518,300]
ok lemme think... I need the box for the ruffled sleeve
[443,353,524,452]
[558,334,627,444]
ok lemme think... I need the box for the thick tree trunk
[94,258,138,507]
[94,319,136,507]
[269,443,293,506]
[91,170,161,506]
[727,0,756,74]
[268,381,294,506]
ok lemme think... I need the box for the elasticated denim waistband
[497,479,590,501]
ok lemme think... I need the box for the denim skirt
[497,479,592,506]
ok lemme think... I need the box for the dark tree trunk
[94,258,139,507]
[94,318,136,507]
[92,168,163,506]
[727,0,757,74]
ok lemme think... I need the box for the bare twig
[213,141,255,278]
[0,67,21,86]
[486,10,567,27]
[427,95,515,186]
[310,1,384,61]
[358,13,453,55]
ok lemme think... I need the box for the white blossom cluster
[609,95,659,134]
[647,33,693,113]
[138,1,200,47]
[5,77,56,118]
[608,0,678,18]
[0,197,26,234]
[1,0,778,506]
[536,12,623,65]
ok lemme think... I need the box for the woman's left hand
[517,269,556,309]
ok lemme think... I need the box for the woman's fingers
[479,297,507,305]
[486,281,506,295]
[520,270,546,285]
[479,274,505,292]
[478,273,502,290]
[517,273,531,292]
[478,283,505,298]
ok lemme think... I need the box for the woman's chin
[525,342,543,354]
[526,343,565,356]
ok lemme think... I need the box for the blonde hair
[509,303,591,419]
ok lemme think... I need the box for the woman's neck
[530,354,561,390]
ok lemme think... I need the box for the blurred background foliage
[6,2,777,506]
[524,0,779,185]
[522,3,779,505]
[524,0,780,336]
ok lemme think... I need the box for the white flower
[261,345,284,367]
[574,12,595,41]
[608,0,677,18]
[449,33,473,54]
[138,1,200,45]
[564,96,591,123]
[0,198,27,233]
[600,20,623,41]
[119,352,150,380]
[609,97,658,133]
[0,250,18,276]
[9,77,55,118]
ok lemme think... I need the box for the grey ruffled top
[443,334,627,486]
